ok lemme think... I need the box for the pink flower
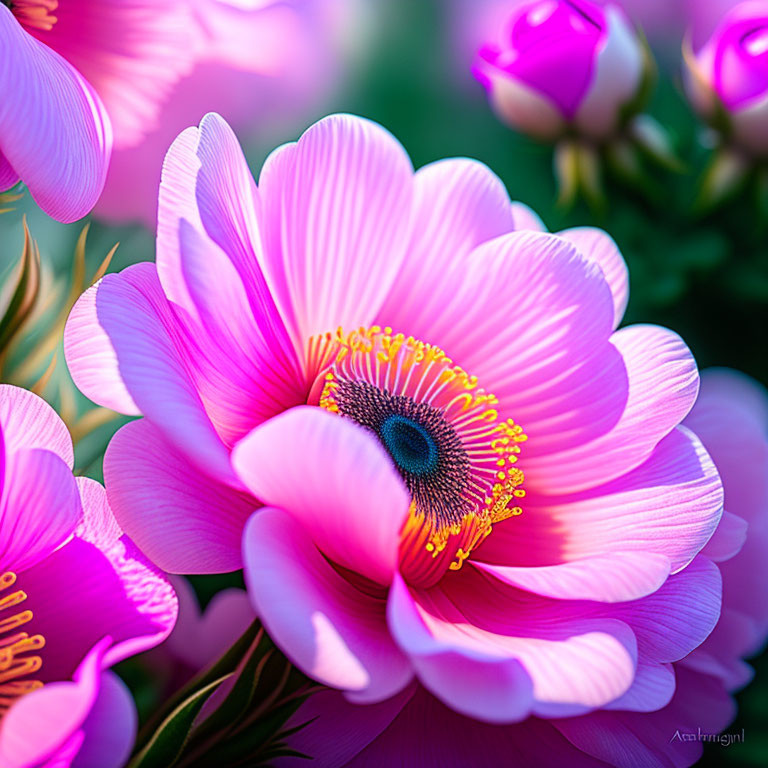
[1,0,346,223]
[65,113,722,722]
[94,0,359,226]
[684,0,768,155]
[471,0,645,139]
[278,369,768,768]
[0,385,178,768]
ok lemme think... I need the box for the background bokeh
[1,1,766,764]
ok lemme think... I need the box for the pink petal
[523,324,700,493]
[35,0,197,148]
[389,570,638,720]
[0,448,82,573]
[0,637,109,768]
[0,384,74,466]
[403,230,625,461]
[556,227,629,328]
[0,5,111,222]
[387,574,535,723]
[65,262,234,482]
[232,407,410,586]
[700,510,748,562]
[510,201,546,231]
[474,551,672,603]
[19,534,177,682]
[477,427,722,574]
[166,576,254,670]
[376,158,515,335]
[258,114,414,362]
[602,660,675,713]
[75,477,123,551]
[243,508,413,702]
[0,150,19,190]
[105,419,255,573]
[72,671,137,768]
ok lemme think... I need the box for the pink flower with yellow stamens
[0,385,177,768]
[66,113,722,722]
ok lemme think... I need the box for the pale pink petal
[0,637,109,768]
[166,576,254,669]
[602,660,675,713]
[64,282,140,416]
[75,477,122,551]
[389,569,638,721]
[523,325,700,494]
[477,427,722,573]
[243,508,413,702]
[510,201,546,231]
[65,263,234,482]
[0,5,111,222]
[258,114,414,362]
[105,419,255,573]
[474,551,672,603]
[0,449,82,573]
[72,672,137,768]
[377,158,515,333]
[0,384,74,466]
[402,230,626,461]
[556,227,629,328]
[35,0,197,148]
[232,407,410,585]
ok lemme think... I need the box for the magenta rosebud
[472,0,646,140]
[685,1,768,155]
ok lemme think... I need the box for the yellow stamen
[0,572,44,719]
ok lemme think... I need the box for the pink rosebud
[472,0,646,140]
[685,1,768,155]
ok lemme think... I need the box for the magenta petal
[243,508,413,702]
[75,477,123,551]
[232,407,410,585]
[0,448,82,573]
[105,419,255,573]
[0,150,19,191]
[0,5,111,222]
[700,510,748,562]
[20,534,177,681]
[0,637,108,768]
[72,672,137,768]
[0,384,74,466]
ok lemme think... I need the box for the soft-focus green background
[1,0,765,764]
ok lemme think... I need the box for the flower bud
[685,1,768,155]
[472,0,646,141]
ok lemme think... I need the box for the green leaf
[128,674,232,768]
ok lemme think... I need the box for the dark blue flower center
[380,414,439,476]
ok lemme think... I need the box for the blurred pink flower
[94,0,359,226]
[66,112,722,722]
[0,385,178,768]
[1,0,352,224]
[472,0,645,140]
[279,368,768,768]
[684,0,768,155]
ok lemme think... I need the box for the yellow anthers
[0,572,44,719]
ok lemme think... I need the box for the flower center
[2,0,58,32]
[315,327,527,588]
[0,572,44,720]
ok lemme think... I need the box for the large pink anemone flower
[65,113,723,722]
[278,368,768,768]
[0,385,178,768]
